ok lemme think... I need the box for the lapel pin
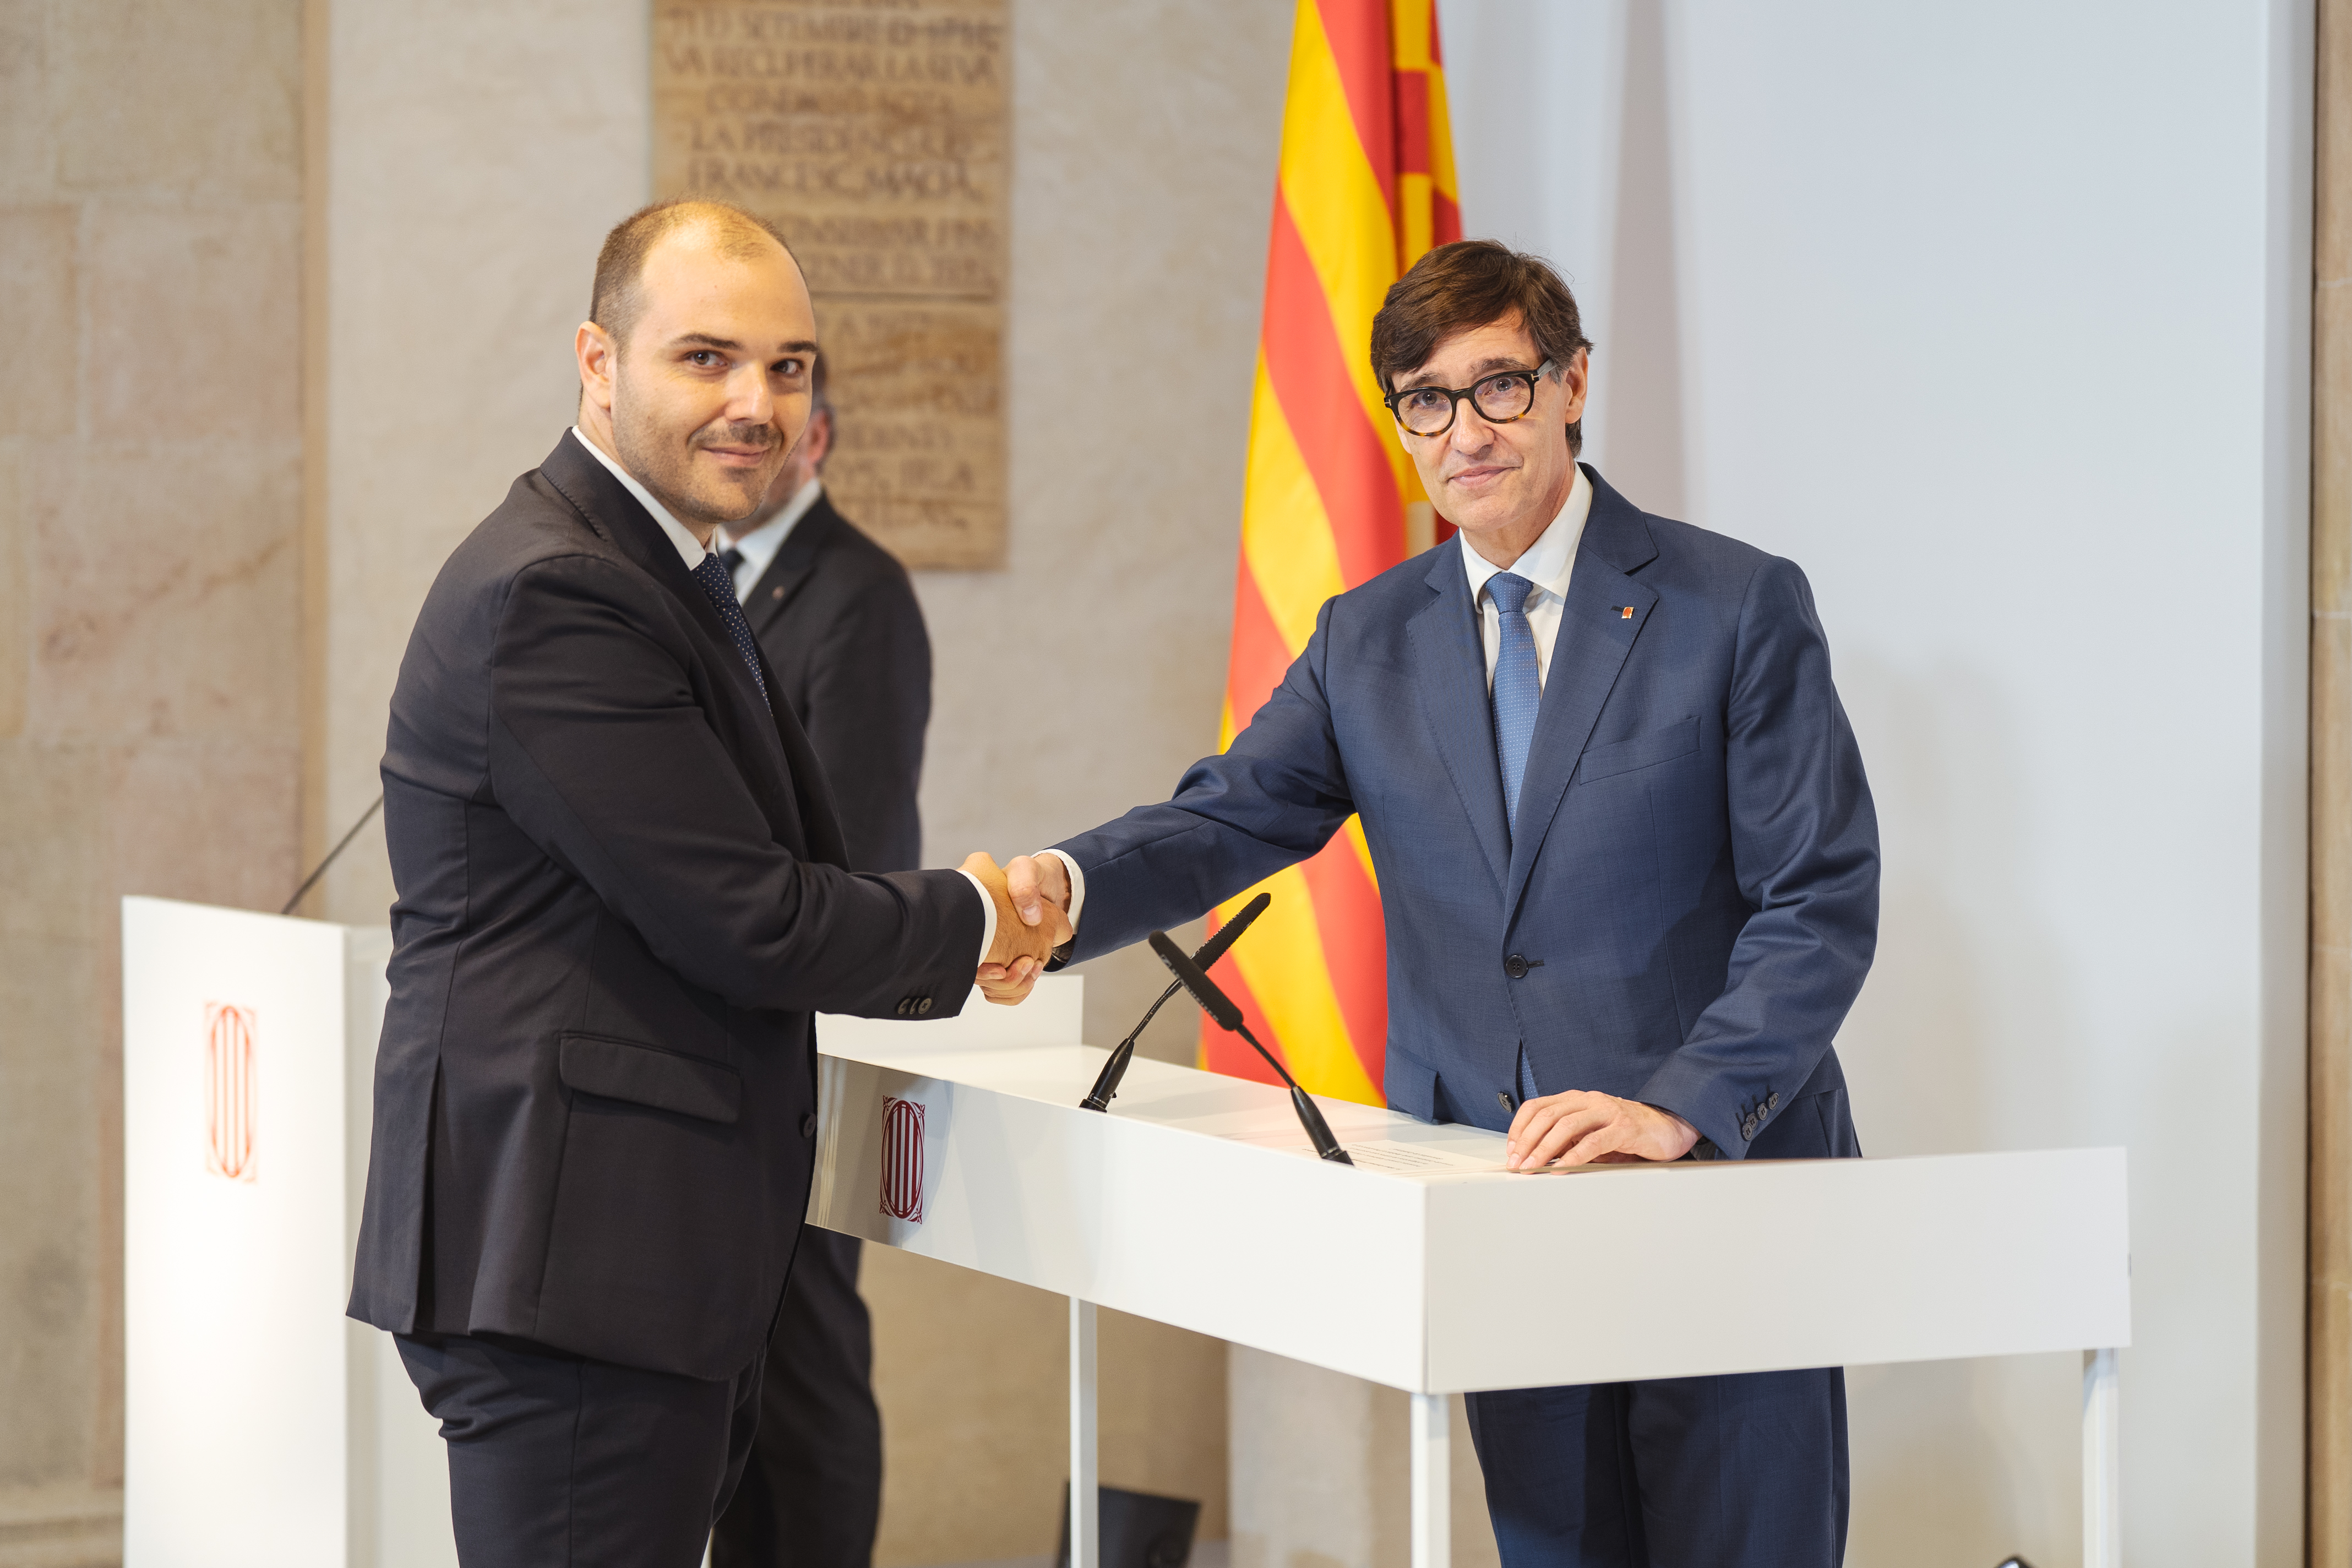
[1619,606,1635,620]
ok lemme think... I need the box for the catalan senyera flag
[1202,0,1460,1103]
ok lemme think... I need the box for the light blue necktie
[1487,571,1541,832]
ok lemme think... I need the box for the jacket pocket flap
[558,1032,741,1124]
[1574,717,1700,785]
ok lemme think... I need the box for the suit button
[1741,1115,1758,1139]
[800,1113,818,1138]
[1766,1092,1780,1111]
[1504,954,1529,979]
[917,997,934,1016]
[894,999,908,1017]
[770,585,785,600]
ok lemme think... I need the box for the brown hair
[803,342,834,468]
[589,198,796,348]
[1369,239,1594,453]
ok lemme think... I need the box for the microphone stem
[1231,1021,1303,1092]
[1235,1022,1351,1164]
[1131,981,1182,1038]
[1080,981,1186,1112]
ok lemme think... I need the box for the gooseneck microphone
[1146,929,1355,1166]
[1080,893,1271,1113]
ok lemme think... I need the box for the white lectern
[122,897,454,1568]
[813,994,2133,1568]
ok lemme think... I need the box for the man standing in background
[711,359,928,1568]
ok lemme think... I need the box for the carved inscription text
[655,0,1006,568]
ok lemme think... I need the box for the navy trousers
[398,1331,764,1567]
[1463,1366,1848,1568]
[711,1231,883,1568]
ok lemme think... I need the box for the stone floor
[928,1541,1230,1568]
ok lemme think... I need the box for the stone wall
[0,1,306,1563]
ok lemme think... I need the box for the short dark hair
[1369,239,1595,454]
[805,346,834,468]
[589,198,796,348]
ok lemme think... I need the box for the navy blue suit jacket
[1054,468,1876,1158]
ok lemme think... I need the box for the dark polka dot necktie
[692,551,770,711]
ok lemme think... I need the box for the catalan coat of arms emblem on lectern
[204,1002,257,1183]
[880,1096,925,1222]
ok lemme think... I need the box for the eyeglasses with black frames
[1383,359,1559,438]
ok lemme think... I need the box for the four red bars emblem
[880,1096,925,1222]
[204,1002,258,1182]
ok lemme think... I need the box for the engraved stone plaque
[654,0,1008,568]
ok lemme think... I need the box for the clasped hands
[960,852,1072,1006]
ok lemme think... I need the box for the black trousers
[711,1231,884,1568]
[397,1331,763,1568]
[1464,1367,1848,1568]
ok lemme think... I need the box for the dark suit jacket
[347,432,981,1381]
[1054,467,1877,1158]
[741,494,929,874]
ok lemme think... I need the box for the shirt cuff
[1041,848,1087,934]
[955,868,998,969]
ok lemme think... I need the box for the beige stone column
[2314,0,2352,1554]
[0,0,307,1561]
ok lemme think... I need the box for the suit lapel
[734,498,854,868]
[1502,470,1661,919]
[744,500,836,637]
[537,434,812,851]
[541,434,771,721]
[748,632,851,869]
[1407,548,1512,895]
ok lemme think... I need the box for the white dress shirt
[1039,469,1594,945]
[567,428,997,965]
[569,426,712,571]
[1459,464,1593,692]
[717,476,825,602]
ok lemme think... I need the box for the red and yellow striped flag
[1204,0,1460,1103]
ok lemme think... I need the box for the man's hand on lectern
[1504,1091,1699,1170]
[973,852,1073,1006]
[962,852,1071,1005]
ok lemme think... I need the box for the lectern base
[1409,1391,1449,1568]
[1071,1298,1098,1568]
[1060,1333,2127,1568]
[2084,1348,2120,1568]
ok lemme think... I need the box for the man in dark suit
[989,241,1877,1566]
[347,198,1063,1568]
[709,363,924,1568]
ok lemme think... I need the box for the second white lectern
[815,986,2132,1568]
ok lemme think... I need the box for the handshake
[959,852,1074,1007]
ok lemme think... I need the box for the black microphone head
[1148,930,1244,1032]
[1191,891,1272,972]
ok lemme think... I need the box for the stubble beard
[610,378,779,531]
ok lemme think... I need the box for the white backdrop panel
[1442,2,2309,1562]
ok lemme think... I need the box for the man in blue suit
[985,239,1877,1566]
